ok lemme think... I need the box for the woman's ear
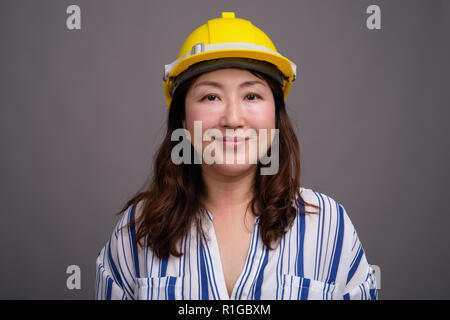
[182,119,186,129]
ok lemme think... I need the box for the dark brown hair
[116,67,319,258]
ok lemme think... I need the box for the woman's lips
[221,136,249,147]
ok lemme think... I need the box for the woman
[94,12,378,300]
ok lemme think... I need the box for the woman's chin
[205,162,257,177]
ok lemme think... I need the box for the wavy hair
[116,67,319,259]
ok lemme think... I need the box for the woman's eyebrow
[239,80,266,88]
[193,80,267,89]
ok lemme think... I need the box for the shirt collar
[203,209,261,225]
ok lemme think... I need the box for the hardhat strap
[164,42,296,82]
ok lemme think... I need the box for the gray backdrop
[1,0,449,299]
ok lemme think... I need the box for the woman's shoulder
[299,186,342,209]
[297,186,359,248]
[111,199,146,239]
[298,186,354,227]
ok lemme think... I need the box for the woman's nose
[219,96,245,129]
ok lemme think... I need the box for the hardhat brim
[163,48,296,110]
[171,57,286,98]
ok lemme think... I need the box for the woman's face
[183,67,276,177]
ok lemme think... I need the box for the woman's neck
[200,165,257,220]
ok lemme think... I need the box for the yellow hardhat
[163,12,297,111]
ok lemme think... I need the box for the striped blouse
[94,187,378,300]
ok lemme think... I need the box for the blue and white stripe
[94,187,378,300]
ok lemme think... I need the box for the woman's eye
[200,93,261,102]
[246,93,261,101]
[201,94,218,101]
